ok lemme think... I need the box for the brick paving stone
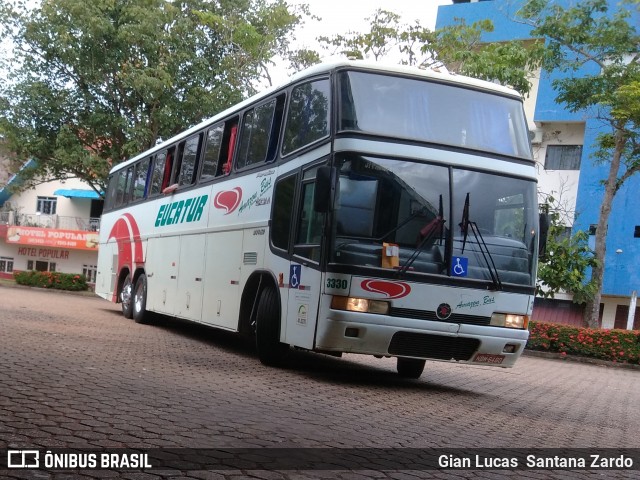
[1,286,640,479]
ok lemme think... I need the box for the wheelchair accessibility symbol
[290,264,301,289]
[451,256,468,277]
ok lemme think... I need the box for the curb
[523,349,640,370]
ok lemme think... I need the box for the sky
[268,0,452,83]
[290,0,452,47]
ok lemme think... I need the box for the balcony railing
[0,211,100,231]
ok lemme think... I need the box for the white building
[0,160,102,284]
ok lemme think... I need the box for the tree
[0,0,307,195]
[317,8,545,96]
[535,194,598,304]
[520,0,640,327]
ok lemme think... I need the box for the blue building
[437,0,640,328]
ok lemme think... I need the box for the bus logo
[214,187,242,215]
[436,303,452,320]
[361,280,411,299]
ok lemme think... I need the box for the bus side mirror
[314,166,336,213]
[538,212,550,258]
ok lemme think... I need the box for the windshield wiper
[397,195,445,277]
[459,193,503,290]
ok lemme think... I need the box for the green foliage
[13,270,89,291]
[318,9,403,62]
[317,8,544,96]
[520,0,640,327]
[0,0,307,194]
[536,196,598,305]
[431,20,545,96]
[527,321,640,365]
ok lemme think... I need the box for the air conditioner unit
[530,129,544,145]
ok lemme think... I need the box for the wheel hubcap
[134,283,144,313]
[121,282,132,309]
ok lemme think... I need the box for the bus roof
[109,59,523,174]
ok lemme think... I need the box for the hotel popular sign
[6,226,99,251]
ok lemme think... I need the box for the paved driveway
[1,286,639,479]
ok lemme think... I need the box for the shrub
[13,270,89,291]
[527,321,640,365]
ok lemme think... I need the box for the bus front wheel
[121,273,134,319]
[132,274,149,324]
[255,287,288,367]
[396,358,426,379]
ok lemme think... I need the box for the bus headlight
[490,313,528,329]
[331,296,390,315]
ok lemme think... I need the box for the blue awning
[53,188,101,199]
[0,159,37,207]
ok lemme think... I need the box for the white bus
[96,60,543,378]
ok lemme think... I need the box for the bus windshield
[338,71,532,160]
[331,154,538,288]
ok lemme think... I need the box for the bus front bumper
[315,310,529,368]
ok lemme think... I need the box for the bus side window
[178,134,201,186]
[143,156,153,197]
[271,173,297,252]
[121,165,133,205]
[161,147,175,192]
[283,79,330,156]
[236,96,282,170]
[132,158,150,202]
[200,124,224,180]
[222,123,237,175]
[104,174,118,211]
[267,94,285,160]
[149,152,167,196]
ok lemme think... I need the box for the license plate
[474,353,505,364]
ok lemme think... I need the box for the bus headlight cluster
[331,296,390,315]
[490,313,528,329]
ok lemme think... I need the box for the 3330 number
[326,278,348,290]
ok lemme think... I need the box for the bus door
[284,171,324,349]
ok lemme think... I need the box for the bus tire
[132,274,149,324]
[396,358,426,379]
[121,273,134,319]
[255,287,288,367]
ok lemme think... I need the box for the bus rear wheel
[255,287,288,367]
[132,274,149,324]
[396,358,426,379]
[121,273,133,319]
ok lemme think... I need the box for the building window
[634,226,640,238]
[83,264,97,283]
[0,257,14,273]
[589,224,597,235]
[545,145,582,170]
[37,196,57,215]
[27,260,56,272]
[553,226,572,242]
